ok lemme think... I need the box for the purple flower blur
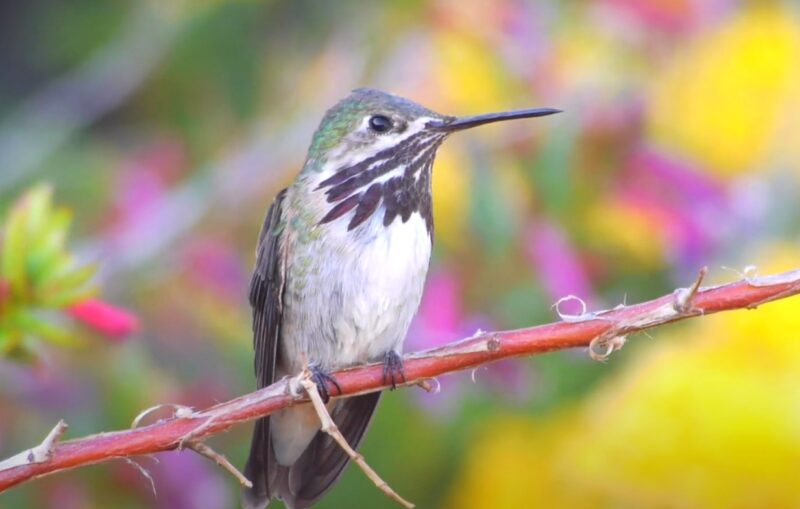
[526,220,595,311]
[408,268,532,414]
[621,146,728,268]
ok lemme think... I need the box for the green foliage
[0,185,96,360]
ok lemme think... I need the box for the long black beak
[427,107,561,132]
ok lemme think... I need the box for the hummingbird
[242,88,559,509]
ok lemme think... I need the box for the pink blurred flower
[620,146,728,267]
[408,269,463,351]
[112,451,229,509]
[181,238,248,299]
[526,220,595,309]
[68,298,139,340]
[627,147,724,205]
[105,140,186,242]
[153,452,230,509]
[0,278,9,309]
[408,268,532,414]
[601,0,735,33]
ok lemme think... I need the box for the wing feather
[242,188,288,508]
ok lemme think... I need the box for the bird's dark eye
[368,115,393,133]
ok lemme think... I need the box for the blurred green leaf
[2,191,31,299]
[0,184,97,358]
[15,310,84,347]
[529,124,578,218]
[470,164,516,259]
[27,208,71,286]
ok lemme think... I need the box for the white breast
[280,202,432,372]
[332,209,431,364]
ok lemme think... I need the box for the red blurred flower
[68,299,140,340]
[602,0,733,33]
[0,279,9,310]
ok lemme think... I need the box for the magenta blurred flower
[68,298,139,340]
[152,451,230,509]
[620,146,727,267]
[627,147,724,204]
[408,268,532,413]
[181,238,248,299]
[111,451,229,509]
[106,140,186,243]
[0,278,8,308]
[526,220,594,310]
[601,0,735,33]
[407,268,465,353]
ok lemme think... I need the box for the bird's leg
[382,351,405,390]
[308,364,342,404]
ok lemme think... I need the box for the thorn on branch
[0,420,68,472]
[673,266,708,314]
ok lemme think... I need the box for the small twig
[187,442,252,488]
[131,401,251,487]
[176,415,216,451]
[299,372,415,509]
[123,457,157,496]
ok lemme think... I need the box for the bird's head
[305,88,560,231]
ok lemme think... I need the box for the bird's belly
[281,211,431,373]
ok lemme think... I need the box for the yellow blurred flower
[430,30,516,114]
[447,244,800,508]
[432,143,471,251]
[551,20,636,99]
[648,5,800,176]
[445,414,604,509]
[582,199,668,270]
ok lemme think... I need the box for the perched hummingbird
[242,88,559,509]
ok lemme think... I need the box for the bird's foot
[308,364,341,404]
[382,351,406,390]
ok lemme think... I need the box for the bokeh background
[2,0,800,508]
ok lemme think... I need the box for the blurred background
[1,0,800,507]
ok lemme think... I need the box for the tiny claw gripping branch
[383,350,406,390]
[308,364,342,403]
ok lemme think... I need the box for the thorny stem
[1,268,799,496]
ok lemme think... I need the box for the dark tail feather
[267,392,382,509]
[242,418,271,509]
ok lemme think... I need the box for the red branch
[1,268,799,493]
